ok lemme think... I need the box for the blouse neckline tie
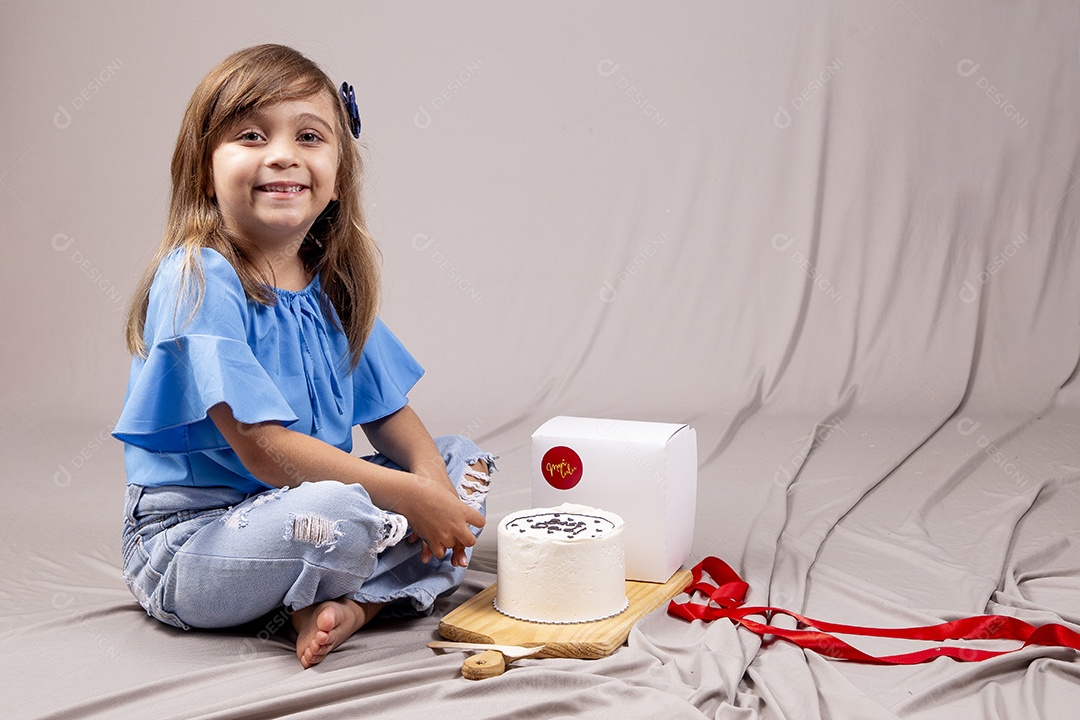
[284,293,345,434]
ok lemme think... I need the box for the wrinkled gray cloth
[2,1,1078,718]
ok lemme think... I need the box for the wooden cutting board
[437,568,692,659]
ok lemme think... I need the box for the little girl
[113,44,495,668]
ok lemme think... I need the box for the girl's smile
[210,96,340,252]
[257,183,307,195]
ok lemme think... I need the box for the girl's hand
[398,449,483,566]
[408,533,469,567]
[396,473,485,567]
[359,406,489,566]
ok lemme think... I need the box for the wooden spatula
[427,641,546,679]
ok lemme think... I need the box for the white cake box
[531,416,697,583]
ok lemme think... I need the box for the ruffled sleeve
[113,249,299,453]
[351,317,425,425]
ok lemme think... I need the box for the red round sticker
[541,445,583,490]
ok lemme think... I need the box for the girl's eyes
[234,130,324,144]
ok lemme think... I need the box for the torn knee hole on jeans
[458,455,495,508]
[374,513,409,555]
[285,513,343,552]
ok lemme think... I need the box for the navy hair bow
[339,82,361,138]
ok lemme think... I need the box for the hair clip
[339,82,361,139]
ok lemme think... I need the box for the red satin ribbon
[667,556,1080,664]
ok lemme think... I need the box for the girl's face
[210,94,340,250]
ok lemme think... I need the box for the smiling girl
[113,44,495,668]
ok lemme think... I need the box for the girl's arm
[360,405,453,489]
[207,403,484,565]
[361,405,475,564]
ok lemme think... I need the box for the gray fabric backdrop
[2,2,1078,718]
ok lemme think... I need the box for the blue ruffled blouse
[113,248,424,493]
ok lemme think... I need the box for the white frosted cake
[495,503,628,624]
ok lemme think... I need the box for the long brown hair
[124,44,380,368]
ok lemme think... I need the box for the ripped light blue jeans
[121,435,496,630]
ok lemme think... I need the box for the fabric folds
[351,317,426,426]
[112,333,299,453]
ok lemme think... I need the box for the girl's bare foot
[291,598,384,668]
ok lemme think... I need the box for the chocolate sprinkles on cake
[506,511,616,540]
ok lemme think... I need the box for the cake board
[437,568,692,660]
